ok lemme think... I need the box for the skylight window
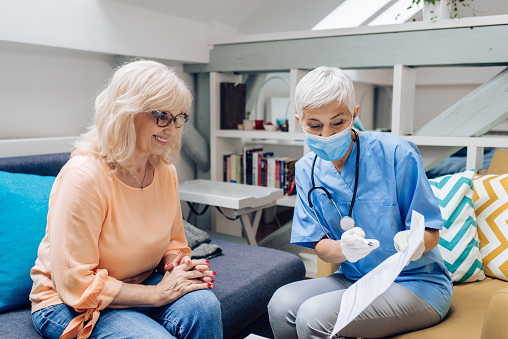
[368,0,422,26]
[312,0,393,30]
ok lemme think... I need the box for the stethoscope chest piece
[340,216,355,231]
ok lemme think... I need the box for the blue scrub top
[291,131,453,319]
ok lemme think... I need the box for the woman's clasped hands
[155,252,216,306]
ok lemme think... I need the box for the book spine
[267,157,275,188]
[252,152,258,186]
[275,160,281,189]
[261,158,266,187]
[236,155,243,184]
[231,155,237,183]
[283,161,289,194]
[223,154,228,182]
[226,156,232,182]
[257,153,262,186]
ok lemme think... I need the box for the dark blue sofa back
[0,153,71,176]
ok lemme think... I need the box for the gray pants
[268,273,440,339]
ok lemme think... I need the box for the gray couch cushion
[210,239,305,337]
[0,308,40,339]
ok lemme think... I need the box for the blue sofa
[0,153,306,339]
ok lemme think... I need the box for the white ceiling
[115,0,508,36]
[115,0,345,34]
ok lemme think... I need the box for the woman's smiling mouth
[153,135,168,145]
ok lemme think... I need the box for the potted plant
[243,111,255,130]
[407,0,476,21]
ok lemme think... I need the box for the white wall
[413,66,506,132]
[414,84,478,130]
[0,42,115,139]
[0,42,196,183]
[0,0,210,63]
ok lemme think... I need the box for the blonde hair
[295,66,356,119]
[73,60,192,172]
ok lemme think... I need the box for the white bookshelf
[210,68,508,222]
[209,69,309,206]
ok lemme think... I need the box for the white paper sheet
[331,211,425,338]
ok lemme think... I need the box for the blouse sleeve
[162,165,192,258]
[48,167,123,312]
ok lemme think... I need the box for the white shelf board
[402,135,508,148]
[216,129,305,141]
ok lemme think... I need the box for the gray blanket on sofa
[183,220,222,259]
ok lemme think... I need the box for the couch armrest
[481,286,508,339]
[317,257,340,278]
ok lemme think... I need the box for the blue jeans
[32,272,223,339]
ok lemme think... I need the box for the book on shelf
[283,159,297,196]
[223,153,244,184]
[220,82,246,130]
[222,146,297,195]
[244,145,263,185]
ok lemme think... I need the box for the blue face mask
[304,123,353,161]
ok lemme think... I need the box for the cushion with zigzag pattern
[473,173,508,281]
[429,169,485,282]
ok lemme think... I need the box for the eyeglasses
[151,110,189,128]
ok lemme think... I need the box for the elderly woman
[29,60,222,339]
[268,66,452,338]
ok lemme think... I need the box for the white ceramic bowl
[264,124,277,131]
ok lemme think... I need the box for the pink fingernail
[212,271,216,275]
[205,260,210,263]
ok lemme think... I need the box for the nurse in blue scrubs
[268,66,453,339]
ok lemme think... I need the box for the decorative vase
[243,119,255,131]
[423,0,451,22]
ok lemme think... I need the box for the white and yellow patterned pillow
[473,174,508,281]
[430,169,485,282]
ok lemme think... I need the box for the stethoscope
[307,129,359,239]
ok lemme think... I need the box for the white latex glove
[341,227,380,263]
[394,230,425,265]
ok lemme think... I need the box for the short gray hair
[295,66,355,119]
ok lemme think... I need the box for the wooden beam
[184,24,508,73]
[392,65,415,136]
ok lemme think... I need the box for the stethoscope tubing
[307,129,360,238]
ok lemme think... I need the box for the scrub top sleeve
[291,159,328,248]
[395,147,443,231]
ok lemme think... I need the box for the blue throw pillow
[0,171,55,312]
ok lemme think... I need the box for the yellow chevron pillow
[472,174,508,281]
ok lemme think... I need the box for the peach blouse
[29,155,191,338]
